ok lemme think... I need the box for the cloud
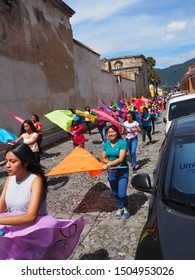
[166,21,187,33]
[64,0,195,68]
[163,34,175,41]
[66,0,141,24]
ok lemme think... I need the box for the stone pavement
[0,111,166,260]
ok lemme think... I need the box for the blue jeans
[108,168,129,209]
[102,126,107,143]
[97,125,107,143]
[126,137,138,168]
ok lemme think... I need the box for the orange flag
[46,146,103,178]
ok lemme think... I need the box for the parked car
[169,91,188,100]
[131,114,195,260]
[163,93,195,134]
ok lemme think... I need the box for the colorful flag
[46,146,103,178]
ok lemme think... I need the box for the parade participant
[31,114,43,154]
[121,103,129,121]
[12,119,40,163]
[133,106,141,126]
[84,106,92,135]
[123,112,141,171]
[111,106,119,122]
[101,125,130,219]
[96,108,107,143]
[0,143,84,259]
[68,116,86,148]
[109,101,114,109]
[141,107,152,146]
[148,103,157,134]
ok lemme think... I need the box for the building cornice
[108,54,147,62]
[49,0,75,16]
[73,39,100,56]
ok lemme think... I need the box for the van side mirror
[131,173,153,194]
[163,117,167,123]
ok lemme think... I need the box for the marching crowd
[0,96,165,259]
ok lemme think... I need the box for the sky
[63,0,195,69]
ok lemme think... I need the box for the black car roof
[173,114,195,136]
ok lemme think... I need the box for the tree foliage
[147,57,161,95]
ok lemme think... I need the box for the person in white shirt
[12,119,40,162]
[123,112,141,172]
[84,106,92,135]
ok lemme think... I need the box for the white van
[163,93,195,134]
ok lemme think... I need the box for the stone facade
[0,0,75,135]
[101,55,149,97]
[73,40,136,106]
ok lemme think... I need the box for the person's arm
[0,176,43,225]
[135,125,141,132]
[102,150,127,170]
[24,133,39,145]
[143,114,151,122]
[122,123,128,134]
[12,135,23,144]
[75,124,84,134]
[0,178,9,213]
[36,123,42,132]
[131,122,141,133]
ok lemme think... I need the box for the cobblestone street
[0,112,166,260]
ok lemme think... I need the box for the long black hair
[20,119,38,135]
[127,111,136,121]
[5,143,47,200]
[32,114,40,122]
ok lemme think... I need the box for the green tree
[146,57,161,95]
[147,57,156,68]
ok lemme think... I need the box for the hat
[72,116,79,122]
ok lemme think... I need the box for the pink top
[22,133,39,152]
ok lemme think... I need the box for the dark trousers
[85,121,91,134]
[37,134,42,154]
[142,126,152,142]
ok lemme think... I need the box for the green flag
[44,110,74,131]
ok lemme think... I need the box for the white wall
[73,41,136,108]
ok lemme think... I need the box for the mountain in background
[155,57,195,89]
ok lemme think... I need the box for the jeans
[126,137,138,168]
[97,125,107,143]
[108,168,129,209]
[102,126,107,142]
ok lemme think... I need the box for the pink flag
[8,112,24,124]
[92,108,122,134]
[97,100,112,115]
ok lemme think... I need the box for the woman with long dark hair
[31,114,43,154]
[12,119,40,162]
[0,143,84,259]
[84,106,92,135]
